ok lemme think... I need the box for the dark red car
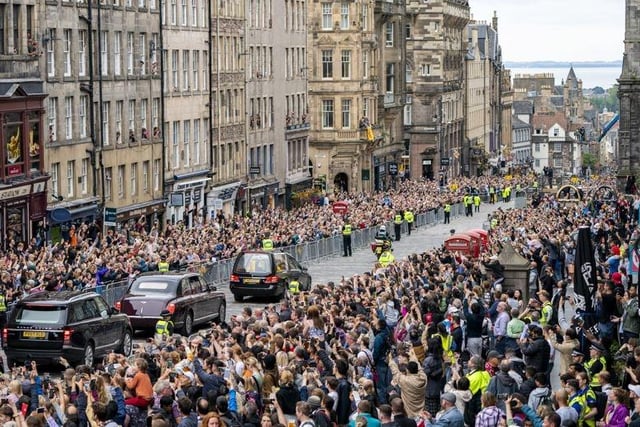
[117,271,226,335]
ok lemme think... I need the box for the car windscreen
[130,280,177,294]
[235,253,272,274]
[13,305,67,326]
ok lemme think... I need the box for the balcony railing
[0,56,40,79]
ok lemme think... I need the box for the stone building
[245,0,311,211]
[617,0,640,191]
[0,3,49,246]
[43,0,164,232]
[306,0,399,194]
[162,0,214,226]
[405,0,469,182]
[464,16,501,176]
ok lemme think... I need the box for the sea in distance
[507,64,621,90]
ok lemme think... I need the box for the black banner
[573,226,597,315]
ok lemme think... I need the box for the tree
[582,152,597,168]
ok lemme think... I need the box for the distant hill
[504,60,622,68]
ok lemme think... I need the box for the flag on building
[573,226,598,315]
[366,126,374,142]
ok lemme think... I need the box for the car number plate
[243,278,260,284]
[22,331,46,339]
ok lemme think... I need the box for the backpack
[300,420,316,427]
[594,391,608,421]
[537,389,553,409]
[312,409,331,427]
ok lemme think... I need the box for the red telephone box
[444,234,480,258]
[468,228,489,249]
[465,231,484,254]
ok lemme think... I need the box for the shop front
[166,170,211,228]
[285,176,313,210]
[248,181,280,210]
[114,199,166,232]
[206,181,242,218]
[47,196,101,243]
[0,180,48,248]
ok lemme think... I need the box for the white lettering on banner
[0,185,31,201]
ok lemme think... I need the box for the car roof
[238,250,287,256]
[18,290,101,305]
[135,271,201,279]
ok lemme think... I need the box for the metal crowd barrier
[95,202,466,298]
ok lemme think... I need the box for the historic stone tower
[617,0,640,192]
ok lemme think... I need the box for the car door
[94,296,120,352]
[200,276,220,322]
[287,255,311,289]
[175,278,193,324]
[188,275,208,325]
[80,298,104,352]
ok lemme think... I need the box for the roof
[532,111,568,132]
[466,23,498,61]
[512,100,534,115]
[512,116,530,129]
[20,290,97,304]
[550,96,564,108]
[0,82,45,97]
[566,66,577,82]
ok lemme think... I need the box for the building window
[100,31,108,76]
[385,22,393,47]
[341,50,350,79]
[419,63,430,76]
[535,143,540,152]
[193,119,200,165]
[46,29,55,77]
[80,158,88,194]
[139,33,146,75]
[128,100,136,135]
[191,0,197,26]
[79,30,87,76]
[172,121,179,168]
[104,167,112,200]
[405,22,411,38]
[51,163,60,196]
[64,97,73,140]
[172,50,179,89]
[406,63,413,82]
[117,165,125,198]
[553,127,559,137]
[102,102,110,146]
[202,50,207,90]
[183,120,190,166]
[170,0,177,23]
[115,101,123,145]
[114,31,122,76]
[192,51,199,90]
[140,99,148,136]
[404,95,412,125]
[341,99,351,129]
[361,3,368,30]
[153,159,160,191]
[66,160,75,198]
[127,32,134,75]
[152,98,160,129]
[79,95,88,138]
[321,3,331,29]
[63,29,72,77]
[340,3,349,29]
[181,0,187,25]
[142,161,149,193]
[47,97,58,142]
[386,63,395,93]
[322,99,334,129]
[322,50,333,79]
[130,163,137,195]
[151,33,159,75]
[182,50,189,89]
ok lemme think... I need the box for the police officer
[378,243,395,267]
[288,278,300,296]
[393,211,403,241]
[342,217,353,257]
[444,201,451,224]
[489,186,496,203]
[584,344,607,392]
[0,288,7,338]
[473,193,481,213]
[158,255,170,272]
[262,234,274,251]
[404,209,414,236]
[155,309,174,344]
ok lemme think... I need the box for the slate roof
[0,82,45,97]
[512,115,530,129]
[466,23,498,61]
[513,100,534,115]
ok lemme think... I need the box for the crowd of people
[1,175,640,427]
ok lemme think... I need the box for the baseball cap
[487,350,504,360]
[629,384,640,397]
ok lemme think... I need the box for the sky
[470,0,625,63]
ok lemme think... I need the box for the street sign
[388,162,398,176]
[104,208,117,227]
[440,158,450,166]
[250,166,260,174]
[332,201,349,215]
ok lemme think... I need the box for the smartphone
[223,368,230,380]
[352,391,361,405]
[166,360,174,369]
[0,398,8,405]
[83,383,91,393]
[169,373,177,382]
[37,407,45,414]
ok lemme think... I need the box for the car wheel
[181,312,193,336]
[119,329,133,356]
[83,342,94,366]
[233,294,243,302]
[217,303,226,324]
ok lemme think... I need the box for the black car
[230,250,312,301]
[117,271,226,335]
[3,291,133,366]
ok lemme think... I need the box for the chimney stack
[492,10,498,32]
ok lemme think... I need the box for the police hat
[160,309,172,317]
